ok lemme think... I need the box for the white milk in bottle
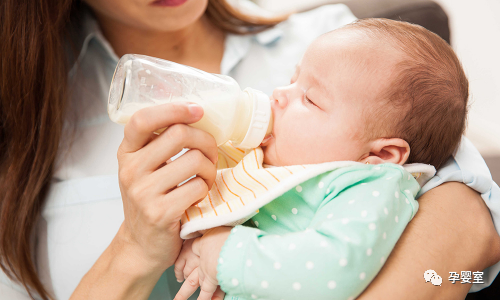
[108,54,272,148]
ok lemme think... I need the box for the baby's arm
[217,166,419,300]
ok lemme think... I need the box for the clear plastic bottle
[108,54,272,148]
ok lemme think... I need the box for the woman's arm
[357,182,500,300]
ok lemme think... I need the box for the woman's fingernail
[188,103,203,117]
[177,278,184,283]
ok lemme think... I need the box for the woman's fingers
[120,102,203,153]
[150,149,217,194]
[161,177,211,219]
[174,269,200,300]
[139,124,218,173]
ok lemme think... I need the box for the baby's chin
[261,145,276,165]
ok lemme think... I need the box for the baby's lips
[260,134,273,146]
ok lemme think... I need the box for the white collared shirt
[1,3,498,299]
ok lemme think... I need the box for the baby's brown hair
[347,19,468,169]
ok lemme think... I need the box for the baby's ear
[362,138,410,165]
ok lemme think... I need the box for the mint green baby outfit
[217,164,420,300]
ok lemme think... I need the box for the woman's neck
[96,14,225,74]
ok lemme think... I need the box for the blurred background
[248,0,500,184]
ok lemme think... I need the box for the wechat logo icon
[424,269,442,286]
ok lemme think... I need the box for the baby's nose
[272,87,289,109]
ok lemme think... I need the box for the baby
[173,18,467,300]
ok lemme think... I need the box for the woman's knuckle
[128,184,144,201]
[191,177,208,195]
[118,168,132,187]
[167,124,188,141]
[143,206,161,224]
[187,149,205,167]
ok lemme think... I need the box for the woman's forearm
[357,182,500,300]
[70,225,166,300]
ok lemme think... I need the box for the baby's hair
[345,19,468,169]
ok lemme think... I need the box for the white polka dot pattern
[306,261,314,269]
[328,280,336,289]
[339,258,348,267]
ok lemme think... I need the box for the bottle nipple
[233,88,273,149]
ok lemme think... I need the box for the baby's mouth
[260,134,274,146]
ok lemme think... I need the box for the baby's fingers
[174,270,200,300]
[174,257,186,283]
[197,278,219,300]
[212,286,225,300]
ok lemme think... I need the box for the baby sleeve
[217,164,420,300]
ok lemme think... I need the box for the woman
[1,0,499,299]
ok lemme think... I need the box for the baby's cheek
[278,130,320,165]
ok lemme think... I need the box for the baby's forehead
[301,30,401,84]
[309,27,400,61]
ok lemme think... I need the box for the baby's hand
[174,238,200,283]
[174,227,232,300]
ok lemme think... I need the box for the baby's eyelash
[304,95,314,105]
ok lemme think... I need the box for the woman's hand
[71,102,218,300]
[117,102,218,272]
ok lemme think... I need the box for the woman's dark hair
[0,1,286,299]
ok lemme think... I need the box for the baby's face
[262,29,400,166]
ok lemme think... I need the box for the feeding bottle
[108,54,273,148]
